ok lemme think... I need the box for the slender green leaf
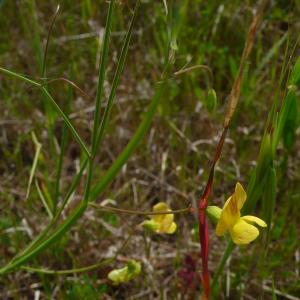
[92,0,115,153]
[289,56,300,86]
[25,132,42,200]
[262,166,276,248]
[282,92,298,151]
[93,0,141,156]
[0,67,41,87]
[35,179,53,219]
[273,89,297,150]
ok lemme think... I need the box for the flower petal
[158,213,174,232]
[216,212,229,236]
[152,202,170,223]
[230,218,259,245]
[216,196,239,235]
[108,266,129,284]
[166,222,177,234]
[241,215,267,227]
[234,182,247,210]
[153,202,169,212]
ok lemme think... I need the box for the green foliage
[0,1,300,299]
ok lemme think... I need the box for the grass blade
[93,0,141,156]
[0,67,41,87]
[35,179,53,219]
[262,166,276,249]
[91,0,115,152]
[25,132,42,200]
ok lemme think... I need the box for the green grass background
[0,0,300,299]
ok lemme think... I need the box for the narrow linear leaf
[262,166,276,248]
[0,67,41,87]
[92,0,116,152]
[35,179,53,219]
[26,132,42,200]
[273,89,297,150]
[289,56,300,86]
[93,0,141,155]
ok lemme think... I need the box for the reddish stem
[198,127,228,298]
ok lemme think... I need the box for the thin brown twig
[89,202,193,215]
[41,77,93,101]
[174,64,213,79]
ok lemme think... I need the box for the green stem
[211,241,235,295]
[22,258,114,275]
[0,67,41,87]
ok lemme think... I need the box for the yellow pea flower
[215,182,267,245]
[143,202,177,234]
[108,260,141,284]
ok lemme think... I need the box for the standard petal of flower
[216,196,239,235]
[153,202,169,223]
[241,215,267,227]
[234,182,247,210]
[230,219,259,245]
[166,222,177,234]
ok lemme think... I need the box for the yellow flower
[215,182,267,245]
[108,260,141,284]
[143,202,177,234]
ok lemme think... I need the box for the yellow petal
[108,267,129,284]
[153,202,169,212]
[166,222,177,234]
[234,182,247,210]
[216,213,229,236]
[158,213,174,233]
[216,196,239,235]
[216,182,247,234]
[230,218,259,245]
[152,202,170,223]
[241,215,267,227]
